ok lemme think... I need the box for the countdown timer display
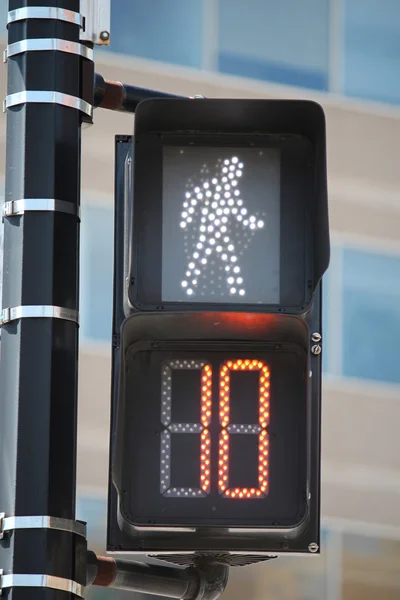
[121,344,308,529]
[160,358,270,499]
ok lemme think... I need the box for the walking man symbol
[179,156,265,299]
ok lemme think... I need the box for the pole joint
[87,552,229,600]
[94,72,187,113]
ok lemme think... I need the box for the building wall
[72,49,400,525]
[0,37,399,524]
[1,10,400,596]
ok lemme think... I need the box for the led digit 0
[218,359,270,498]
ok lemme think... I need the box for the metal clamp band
[3,199,80,222]
[4,39,94,62]
[0,572,84,598]
[7,7,84,28]
[0,514,86,540]
[0,306,79,328]
[4,91,93,118]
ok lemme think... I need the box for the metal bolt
[308,542,319,553]
[311,344,321,355]
[311,332,321,343]
[100,30,110,41]
[281,542,289,550]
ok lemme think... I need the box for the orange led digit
[200,364,212,494]
[219,363,230,428]
[218,359,270,498]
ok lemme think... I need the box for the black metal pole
[0,1,93,599]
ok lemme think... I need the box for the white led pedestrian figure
[179,156,265,298]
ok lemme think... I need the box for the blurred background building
[0,1,400,598]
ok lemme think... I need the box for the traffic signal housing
[107,99,329,559]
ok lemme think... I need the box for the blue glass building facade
[107,0,400,105]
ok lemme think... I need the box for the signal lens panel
[162,147,281,304]
[119,343,307,529]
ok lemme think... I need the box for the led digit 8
[160,360,212,497]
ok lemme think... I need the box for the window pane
[322,245,343,377]
[107,0,204,69]
[218,0,330,90]
[0,4,7,30]
[0,193,3,311]
[322,274,329,374]
[344,0,400,104]
[76,496,107,553]
[80,203,114,342]
[342,532,400,600]
[342,248,400,384]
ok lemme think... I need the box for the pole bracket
[80,0,111,46]
[7,7,84,28]
[3,91,93,118]
[4,38,94,63]
[0,513,87,540]
[2,198,81,222]
[88,553,230,600]
[0,306,79,328]
[0,570,85,598]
